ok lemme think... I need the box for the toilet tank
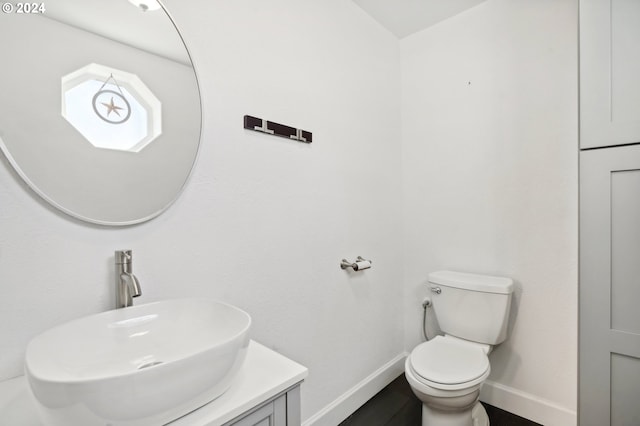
[428,271,514,345]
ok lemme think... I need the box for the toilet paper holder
[340,256,372,271]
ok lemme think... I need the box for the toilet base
[471,402,489,426]
[421,402,488,426]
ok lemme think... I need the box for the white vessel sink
[24,298,251,426]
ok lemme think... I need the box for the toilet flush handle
[431,286,441,294]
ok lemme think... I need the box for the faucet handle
[115,250,133,264]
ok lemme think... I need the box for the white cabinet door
[580,144,640,425]
[580,0,640,148]
[224,386,302,426]
[228,395,286,426]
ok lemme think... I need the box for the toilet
[405,271,513,426]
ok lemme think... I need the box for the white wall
[0,0,404,421]
[0,0,581,424]
[400,0,578,425]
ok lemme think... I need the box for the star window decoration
[61,63,161,153]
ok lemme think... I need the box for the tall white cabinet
[579,0,640,425]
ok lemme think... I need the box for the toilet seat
[409,336,490,391]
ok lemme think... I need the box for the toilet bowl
[405,271,513,426]
[405,336,490,426]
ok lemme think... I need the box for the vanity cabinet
[580,0,640,149]
[166,341,307,426]
[224,386,300,426]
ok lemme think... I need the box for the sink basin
[24,298,251,426]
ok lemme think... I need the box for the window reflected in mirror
[61,63,162,153]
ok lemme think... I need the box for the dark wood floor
[340,374,542,426]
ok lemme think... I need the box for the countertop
[0,340,308,426]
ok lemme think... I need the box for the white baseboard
[480,379,576,426]
[302,353,408,426]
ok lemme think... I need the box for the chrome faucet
[115,250,142,308]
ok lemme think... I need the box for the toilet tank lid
[428,271,514,294]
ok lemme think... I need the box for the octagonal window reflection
[61,63,161,153]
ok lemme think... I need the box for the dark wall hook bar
[244,115,312,143]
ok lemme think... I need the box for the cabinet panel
[611,170,640,335]
[611,0,640,123]
[230,402,275,426]
[580,0,640,148]
[284,385,300,425]
[225,388,296,426]
[611,353,640,426]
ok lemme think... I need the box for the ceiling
[43,0,190,65]
[43,0,488,63]
[352,0,487,38]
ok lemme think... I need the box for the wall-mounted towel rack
[244,115,312,143]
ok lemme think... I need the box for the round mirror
[0,0,201,225]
